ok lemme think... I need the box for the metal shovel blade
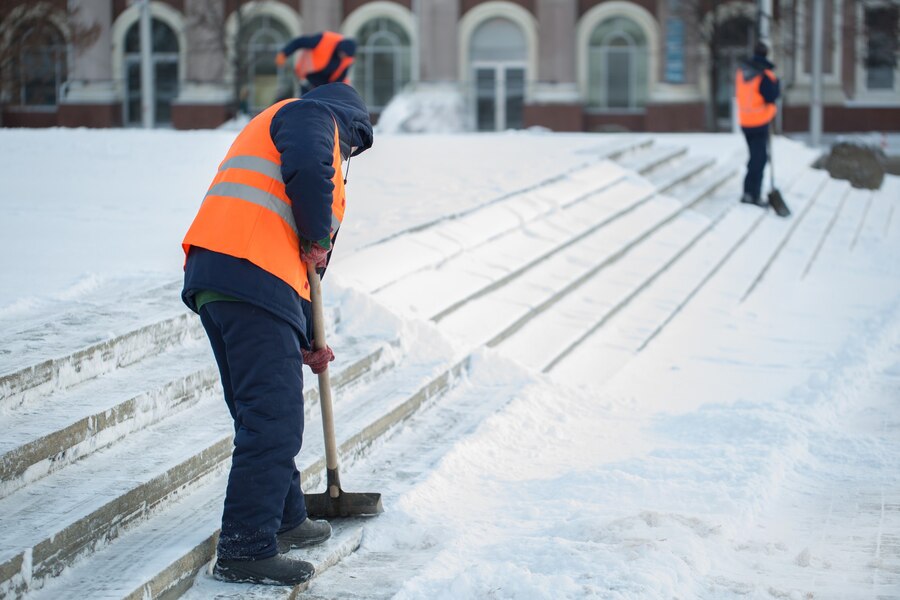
[304,490,383,519]
[767,188,791,217]
[305,468,382,518]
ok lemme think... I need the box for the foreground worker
[276,31,356,95]
[180,83,373,586]
[735,41,781,208]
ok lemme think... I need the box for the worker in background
[735,41,781,208]
[276,31,357,96]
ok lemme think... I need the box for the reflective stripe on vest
[182,99,346,301]
[736,68,777,128]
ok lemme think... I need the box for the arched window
[13,22,67,107]
[124,18,179,125]
[355,17,412,110]
[240,15,291,113]
[588,17,648,110]
[470,17,527,130]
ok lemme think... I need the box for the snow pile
[376,83,468,134]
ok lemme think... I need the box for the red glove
[302,345,334,374]
[301,243,329,269]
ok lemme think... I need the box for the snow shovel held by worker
[767,130,791,218]
[303,265,383,519]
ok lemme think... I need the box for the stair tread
[0,282,186,378]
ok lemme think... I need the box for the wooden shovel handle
[306,265,341,498]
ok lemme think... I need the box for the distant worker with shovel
[180,82,374,586]
[735,41,781,209]
[276,31,357,96]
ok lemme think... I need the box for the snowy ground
[1,127,898,599]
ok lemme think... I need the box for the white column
[810,0,824,146]
[139,0,155,128]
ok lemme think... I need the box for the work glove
[300,241,329,269]
[302,345,334,374]
[275,51,287,67]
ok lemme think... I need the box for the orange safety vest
[735,68,778,128]
[294,31,354,83]
[182,99,346,301]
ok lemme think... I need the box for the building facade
[2,0,898,132]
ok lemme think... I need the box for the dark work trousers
[199,301,308,561]
[742,125,770,201]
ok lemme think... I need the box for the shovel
[767,128,791,218]
[303,265,383,519]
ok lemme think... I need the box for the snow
[1,125,899,599]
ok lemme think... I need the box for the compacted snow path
[300,190,900,599]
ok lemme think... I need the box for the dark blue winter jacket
[182,83,373,345]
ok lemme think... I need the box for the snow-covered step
[751,178,851,291]
[853,175,898,249]
[335,136,655,295]
[499,189,736,373]
[647,154,715,194]
[13,350,470,600]
[436,161,738,350]
[373,177,657,320]
[0,391,233,600]
[0,324,394,501]
[0,339,217,499]
[649,168,827,316]
[616,144,687,175]
[0,310,202,413]
[0,279,185,381]
[338,161,630,293]
[878,175,900,242]
[548,165,822,386]
[546,192,762,382]
[806,187,872,276]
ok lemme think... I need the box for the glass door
[473,63,526,131]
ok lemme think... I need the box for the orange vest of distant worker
[735,68,778,128]
[182,99,346,301]
[295,31,354,83]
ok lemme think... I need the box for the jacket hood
[302,83,373,157]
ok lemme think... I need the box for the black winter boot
[740,193,769,208]
[277,518,332,553]
[213,554,315,586]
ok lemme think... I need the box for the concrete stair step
[338,140,653,294]
[853,175,897,249]
[749,178,851,293]
[807,187,873,277]
[0,322,394,501]
[547,185,763,383]
[435,161,738,348]
[338,162,628,294]
[0,279,184,384]
[0,309,201,414]
[500,185,737,373]
[617,144,687,175]
[8,348,470,600]
[0,391,233,599]
[647,154,715,194]
[0,339,217,499]
[374,177,657,320]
